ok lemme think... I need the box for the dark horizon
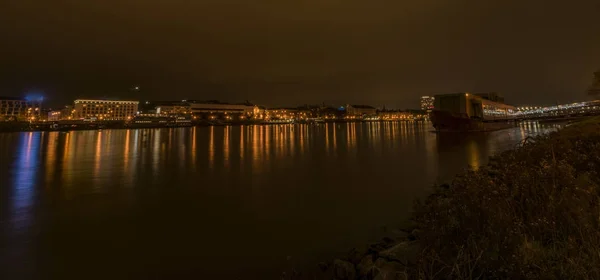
[2,0,600,108]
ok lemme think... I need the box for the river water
[0,121,560,279]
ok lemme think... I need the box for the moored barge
[430,92,517,132]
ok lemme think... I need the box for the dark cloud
[1,0,599,108]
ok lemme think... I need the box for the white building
[74,99,139,120]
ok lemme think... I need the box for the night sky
[1,0,600,108]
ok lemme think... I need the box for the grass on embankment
[411,118,600,279]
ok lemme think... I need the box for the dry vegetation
[412,119,600,279]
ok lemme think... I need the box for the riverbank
[307,117,600,280]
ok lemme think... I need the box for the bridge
[514,100,600,121]
[512,69,600,121]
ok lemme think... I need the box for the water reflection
[45,132,57,184]
[0,121,564,279]
[224,126,230,167]
[94,131,102,178]
[10,132,39,232]
[209,126,214,169]
[240,125,241,158]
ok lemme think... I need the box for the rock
[373,258,408,280]
[389,229,409,241]
[381,237,395,246]
[333,259,356,280]
[314,262,335,280]
[378,241,420,266]
[407,229,421,241]
[357,255,378,279]
[318,262,329,272]
[367,239,394,255]
[346,247,364,264]
[397,220,418,233]
[408,229,421,240]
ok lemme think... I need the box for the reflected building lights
[123,129,138,187]
[252,125,260,171]
[45,132,57,184]
[391,122,398,145]
[352,123,357,150]
[278,126,285,159]
[224,126,230,167]
[332,123,337,151]
[264,125,271,160]
[239,126,244,159]
[132,130,140,162]
[61,132,75,189]
[178,129,187,168]
[10,132,39,233]
[299,124,305,154]
[124,129,130,169]
[209,126,214,169]
[273,126,279,158]
[468,141,481,170]
[153,131,162,175]
[191,127,197,167]
[289,124,296,156]
[401,122,408,143]
[346,123,357,152]
[325,123,330,154]
[94,131,102,178]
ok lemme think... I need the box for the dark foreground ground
[303,118,600,280]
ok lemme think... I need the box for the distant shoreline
[0,119,428,133]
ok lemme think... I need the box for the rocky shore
[326,230,420,280]
[285,225,420,280]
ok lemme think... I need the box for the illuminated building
[48,110,62,121]
[0,96,42,121]
[156,104,191,116]
[188,101,260,115]
[264,108,302,120]
[378,110,411,120]
[47,106,75,121]
[140,100,191,116]
[74,99,139,120]
[420,96,435,111]
[378,109,428,121]
[142,100,264,121]
[185,101,262,120]
[346,104,377,116]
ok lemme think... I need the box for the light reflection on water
[10,132,39,232]
[0,121,562,279]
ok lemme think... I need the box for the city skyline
[2,1,600,108]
